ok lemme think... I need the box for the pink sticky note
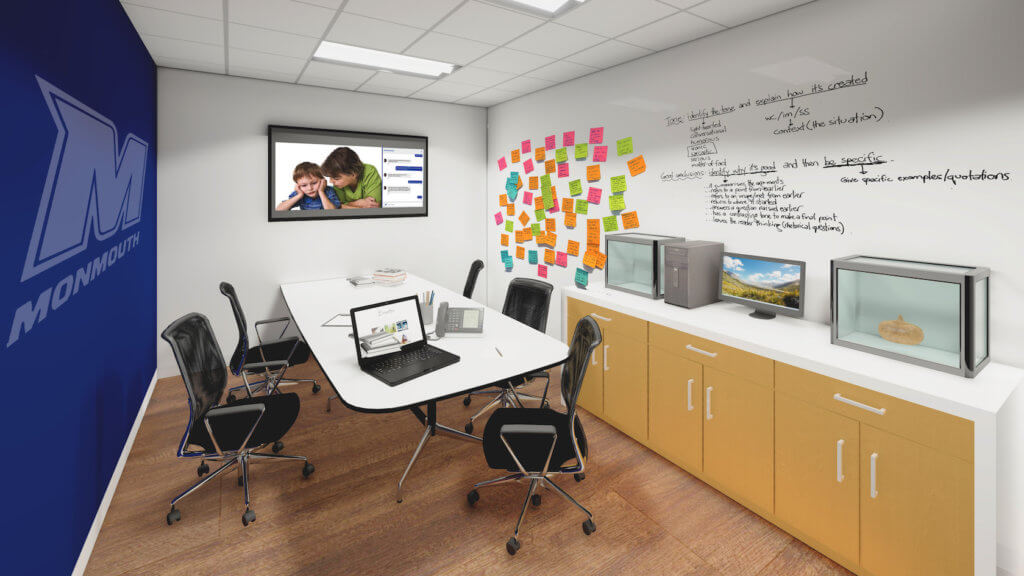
[589,127,604,144]
[498,157,507,170]
[521,139,532,153]
[557,163,569,178]
[593,145,608,162]
[494,212,503,225]
[523,191,533,205]
[587,187,602,204]
[545,135,556,149]
[556,251,568,267]
[523,159,534,173]
[538,264,548,278]
[563,131,575,147]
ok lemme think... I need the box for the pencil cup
[419,302,434,325]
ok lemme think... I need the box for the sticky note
[545,135,556,149]
[529,176,538,190]
[587,187,602,204]
[534,147,545,162]
[575,199,589,214]
[616,137,633,156]
[545,218,556,233]
[505,220,514,232]
[510,171,519,184]
[501,250,509,260]
[627,154,646,176]
[595,252,607,269]
[561,198,574,213]
[603,215,618,232]
[569,179,583,196]
[556,251,568,267]
[557,162,569,178]
[609,194,626,212]
[586,165,601,181]
[556,148,568,163]
[521,139,531,153]
[622,210,639,229]
[515,229,525,243]
[575,268,589,287]
[511,149,520,163]
[531,223,542,236]
[564,212,577,228]
[524,159,534,174]
[540,174,551,190]
[610,175,626,193]
[544,249,556,265]
[574,143,588,160]
[542,193,554,210]
[568,240,580,256]
[498,157,507,170]
[516,246,525,260]
[587,219,600,246]
[501,234,509,246]
[506,204,515,216]
[507,184,518,202]
[545,159,556,174]
[528,250,538,264]
[535,209,546,222]
[494,212,503,225]
[534,196,544,211]
[523,191,533,205]
[538,264,547,278]
[519,211,530,226]
[592,145,608,162]
[589,127,603,144]
[563,131,575,147]
[499,193,508,207]
[504,257,513,271]
[583,251,598,268]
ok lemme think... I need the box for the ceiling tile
[343,0,463,30]
[404,33,495,66]
[687,0,817,28]
[228,0,335,38]
[617,11,723,51]
[565,39,651,68]
[122,0,223,19]
[296,0,344,8]
[357,71,435,96]
[141,35,224,73]
[123,4,222,45]
[445,66,516,88]
[472,47,554,75]
[228,48,306,82]
[505,23,604,59]
[524,59,597,83]
[457,88,520,107]
[298,61,377,90]
[433,1,545,46]
[657,0,705,8]
[411,79,483,102]
[494,75,555,94]
[325,13,424,53]
[228,23,319,59]
[554,0,676,38]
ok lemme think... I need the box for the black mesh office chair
[220,282,320,403]
[466,315,601,555]
[162,313,314,527]
[463,278,553,433]
[463,259,485,298]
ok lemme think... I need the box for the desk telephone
[435,302,485,337]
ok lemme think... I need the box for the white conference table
[281,273,569,501]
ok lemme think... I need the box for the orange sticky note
[501,234,509,246]
[515,229,524,243]
[586,164,601,181]
[545,218,556,233]
[564,212,577,228]
[561,198,573,213]
[518,211,530,226]
[622,211,639,229]
[568,240,580,256]
[534,147,546,162]
[545,159,556,174]
[583,251,598,268]
[595,252,607,269]
[534,196,544,211]
[627,155,646,176]
[511,149,520,163]
[506,204,515,216]
[516,246,525,259]
[517,176,523,189]
[544,249,556,265]
[529,176,538,190]
[499,194,508,207]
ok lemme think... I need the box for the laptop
[351,295,460,386]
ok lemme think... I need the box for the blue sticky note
[507,184,518,202]
[501,250,509,260]
[575,267,589,287]
[504,256,514,271]
[528,250,538,264]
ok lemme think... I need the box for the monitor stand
[749,310,776,320]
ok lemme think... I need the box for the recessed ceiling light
[313,41,457,78]
[496,0,587,16]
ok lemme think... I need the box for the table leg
[396,400,481,502]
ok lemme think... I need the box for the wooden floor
[84,359,852,576]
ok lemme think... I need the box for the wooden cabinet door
[860,425,973,576]
[775,393,860,565]
[567,310,604,416]
[649,349,702,472]
[601,325,648,443]
[702,368,774,514]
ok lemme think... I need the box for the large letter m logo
[22,76,148,282]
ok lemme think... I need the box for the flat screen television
[268,125,427,221]
[720,252,805,319]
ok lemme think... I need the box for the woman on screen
[321,147,383,209]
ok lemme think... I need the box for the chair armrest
[255,317,291,345]
[204,403,265,455]
[500,424,557,436]
[241,360,288,372]
[257,336,299,349]
[255,316,291,327]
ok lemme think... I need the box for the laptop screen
[352,296,424,360]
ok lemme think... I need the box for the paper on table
[521,139,531,153]
[557,162,569,177]
[587,187,602,204]
[589,127,603,144]
[569,179,583,196]
[511,149,520,163]
[528,250,538,264]
[603,215,618,232]
[616,137,633,156]
[627,155,646,176]
[586,165,600,181]
[575,268,588,287]
[555,148,568,163]
[568,240,580,256]
[534,147,545,162]
[538,264,547,278]
[574,143,588,160]
[498,157,507,170]
[609,194,626,212]
[563,131,575,147]
[610,175,626,193]
[592,145,608,162]
[322,313,351,327]
[622,211,639,229]
[524,159,534,174]
[545,135,556,149]
[575,199,588,214]
[564,212,577,228]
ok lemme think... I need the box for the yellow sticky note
[595,252,607,269]
[609,194,626,212]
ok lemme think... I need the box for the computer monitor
[720,252,805,319]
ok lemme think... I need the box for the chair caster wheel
[302,462,315,478]
[582,519,596,535]
[541,400,551,409]
[574,473,585,482]
[506,537,521,555]
[166,506,181,525]
[463,395,472,406]
[531,494,541,507]
[464,421,474,434]
[238,475,244,487]
[226,394,236,404]
[467,489,480,507]
[242,508,255,526]
[273,441,284,453]
[312,383,321,394]
[197,461,209,477]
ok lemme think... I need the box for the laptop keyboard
[372,347,442,375]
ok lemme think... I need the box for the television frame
[267,124,428,222]
[719,252,806,319]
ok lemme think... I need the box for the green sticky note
[616,137,633,156]
[610,175,627,193]
[531,222,542,236]
[535,208,546,221]
[505,220,514,232]
[575,199,588,214]
[542,194,554,210]
[555,147,568,163]
[603,215,618,232]
[540,174,552,190]
[528,250,538,264]
[569,179,583,196]
[575,267,589,287]
[609,194,626,212]
[574,143,588,160]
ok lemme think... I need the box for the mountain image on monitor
[721,257,801,310]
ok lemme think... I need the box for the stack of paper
[373,268,406,286]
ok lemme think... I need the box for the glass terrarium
[831,256,990,377]
[605,234,685,298]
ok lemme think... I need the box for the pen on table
[495,346,503,357]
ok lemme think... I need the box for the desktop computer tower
[664,241,724,309]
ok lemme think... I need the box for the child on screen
[275,162,341,211]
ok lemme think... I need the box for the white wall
[157,69,487,377]
[485,0,1024,573]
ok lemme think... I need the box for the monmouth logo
[22,76,148,282]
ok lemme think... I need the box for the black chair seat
[244,339,310,373]
[483,408,587,472]
[187,393,300,453]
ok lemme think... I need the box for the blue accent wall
[1,1,156,574]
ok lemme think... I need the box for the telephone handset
[434,302,484,338]
[435,302,449,338]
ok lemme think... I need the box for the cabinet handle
[705,386,713,420]
[836,439,845,483]
[686,379,694,411]
[590,350,597,366]
[870,452,879,498]
[833,393,886,416]
[603,345,610,371]
[686,344,718,358]
[590,313,612,322]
